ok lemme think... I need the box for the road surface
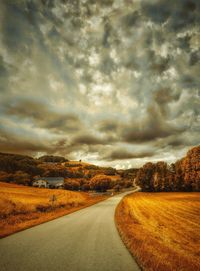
[0,190,140,271]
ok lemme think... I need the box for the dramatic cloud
[0,0,199,168]
[103,148,155,161]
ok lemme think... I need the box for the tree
[38,155,68,163]
[114,184,122,192]
[89,175,112,192]
[64,179,80,191]
[0,171,13,183]
[135,162,155,191]
[13,171,31,185]
[82,183,90,191]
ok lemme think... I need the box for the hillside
[0,152,137,191]
[0,145,199,192]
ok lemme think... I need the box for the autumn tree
[136,162,156,191]
[13,171,31,185]
[89,175,112,192]
[38,155,68,163]
[64,179,80,191]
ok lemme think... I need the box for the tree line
[0,153,135,191]
[0,145,199,192]
[135,145,200,192]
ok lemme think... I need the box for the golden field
[115,192,200,271]
[0,182,107,238]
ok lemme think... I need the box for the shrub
[13,171,31,185]
[89,175,112,192]
[38,155,68,163]
[64,179,80,191]
[82,183,90,191]
[114,184,122,192]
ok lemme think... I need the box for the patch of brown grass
[115,192,200,271]
[0,182,107,238]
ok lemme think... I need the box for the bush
[0,171,13,183]
[38,155,68,163]
[89,175,112,192]
[82,183,90,191]
[13,171,31,185]
[64,179,80,191]
[114,184,122,192]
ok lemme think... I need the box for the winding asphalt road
[0,190,140,271]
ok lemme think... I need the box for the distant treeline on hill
[0,145,199,192]
[38,155,68,163]
[0,153,136,191]
[136,145,200,192]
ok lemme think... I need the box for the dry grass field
[0,182,107,238]
[115,192,200,271]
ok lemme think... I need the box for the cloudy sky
[0,0,199,168]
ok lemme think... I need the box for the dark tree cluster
[136,145,200,192]
[38,155,68,163]
[0,153,43,177]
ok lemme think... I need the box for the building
[33,177,64,189]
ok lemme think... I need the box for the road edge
[0,195,108,239]
[114,188,142,271]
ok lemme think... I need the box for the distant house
[33,177,64,189]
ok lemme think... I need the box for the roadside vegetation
[115,145,200,270]
[0,182,107,238]
[116,192,200,271]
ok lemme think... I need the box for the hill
[0,153,137,191]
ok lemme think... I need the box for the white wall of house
[33,180,47,188]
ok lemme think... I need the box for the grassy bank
[0,182,107,238]
[115,192,200,271]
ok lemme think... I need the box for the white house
[33,179,47,188]
[33,177,64,189]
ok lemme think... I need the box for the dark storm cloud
[122,105,183,143]
[97,120,119,133]
[0,56,8,78]
[121,11,141,28]
[150,54,170,74]
[153,88,181,116]
[1,2,32,53]
[142,0,200,29]
[142,1,171,24]
[189,51,200,66]
[72,134,109,146]
[0,0,199,167]
[154,131,200,152]
[99,55,116,75]
[103,149,155,161]
[5,99,83,133]
[0,125,51,155]
[0,55,10,92]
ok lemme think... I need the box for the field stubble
[115,192,200,271]
[0,182,107,238]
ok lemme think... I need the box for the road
[0,190,140,271]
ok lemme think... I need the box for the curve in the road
[0,190,140,271]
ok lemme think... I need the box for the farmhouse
[33,177,64,189]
